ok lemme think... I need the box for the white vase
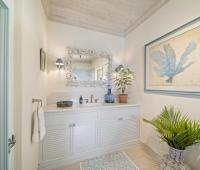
[160,147,191,170]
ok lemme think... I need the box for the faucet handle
[95,98,99,103]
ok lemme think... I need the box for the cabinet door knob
[69,123,76,127]
[118,117,123,121]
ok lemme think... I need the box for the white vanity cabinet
[39,104,140,170]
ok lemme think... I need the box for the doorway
[0,0,8,170]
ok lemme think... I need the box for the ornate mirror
[64,47,112,87]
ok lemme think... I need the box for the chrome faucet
[90,94,94,103]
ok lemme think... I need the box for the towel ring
[32,98,42,107]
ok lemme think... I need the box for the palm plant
[114,65,134,94]
[143,106,200,150]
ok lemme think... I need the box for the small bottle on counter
[79,95,83,104]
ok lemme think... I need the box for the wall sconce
[55,58,64,70]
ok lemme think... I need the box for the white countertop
[44,103,140,113]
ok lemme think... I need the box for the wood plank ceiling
[42,0,169,36]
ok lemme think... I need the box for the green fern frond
[143,106,200,150]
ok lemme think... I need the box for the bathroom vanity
[39,103,140,170]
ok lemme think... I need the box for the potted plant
[114,65,134,103]
[143,106,200,170]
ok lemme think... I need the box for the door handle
[69,123,76,128]
[8,135,16,153]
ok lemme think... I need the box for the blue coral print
[152,41,197,83]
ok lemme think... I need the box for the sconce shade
[56,58,64,69]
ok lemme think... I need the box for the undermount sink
[81,103,104,107]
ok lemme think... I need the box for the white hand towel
[38,107,46,140]
[32,110,39,143]
[32,107,46,143]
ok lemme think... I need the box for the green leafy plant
[143,106,200,150]
[114,65,134,94]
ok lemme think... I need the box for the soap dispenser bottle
[79,95,83,104]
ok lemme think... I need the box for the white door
[118,117,140,143]
[73,120,97,154]
[2,0,16,170]
[99,114,140,147]
[0,1,11,170]
[99,120,119,146]
[41,125,72,162]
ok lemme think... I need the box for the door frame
[0,1,9,170]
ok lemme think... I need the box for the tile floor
[56,143,160,170]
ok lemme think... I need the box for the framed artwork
[40,48,46,71]
[144,17,200,97]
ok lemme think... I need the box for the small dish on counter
[56,101,73,108]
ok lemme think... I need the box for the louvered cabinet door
[99,120,119,146]
[72,120,97,154]
[98,107,140,147]
[118,116,140,143]
[41,125,72,162]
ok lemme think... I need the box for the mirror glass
[71,54,109,81]
[65,47,112,86]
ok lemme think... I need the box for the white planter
[160,147,191,170]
